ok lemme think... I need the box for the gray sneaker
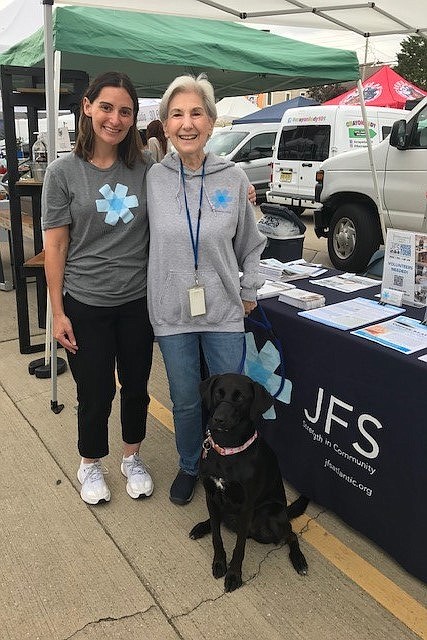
[77,461,111,505]
[121,453,154,499]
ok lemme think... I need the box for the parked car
[205,122,278,199]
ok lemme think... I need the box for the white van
[205,122,278,198]
[267,105,406,215]
[315,97,427,272]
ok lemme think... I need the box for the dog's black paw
[290,549,308,575]
[224,570,243,592]
[212,556,227,579]
[189,519,211,539]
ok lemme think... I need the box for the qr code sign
[401,244,411,257]
[393,275,404,287]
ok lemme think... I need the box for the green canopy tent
[0,6,359,98]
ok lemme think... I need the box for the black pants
[64,293,154,459]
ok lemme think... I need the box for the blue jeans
[157,331,244,475]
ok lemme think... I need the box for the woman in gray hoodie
[147,74,266,505]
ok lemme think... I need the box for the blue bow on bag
[242,304,292,420]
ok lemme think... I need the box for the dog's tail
[287,495,309,520]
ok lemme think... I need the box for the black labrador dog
[190,373,308,592]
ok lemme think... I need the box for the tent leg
[356,79,388,245]
[361,37,369,81]
[50,332,65,414]
[39,0,66,412]
[30,294,67,399]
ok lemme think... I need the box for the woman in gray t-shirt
[43,71,155,506]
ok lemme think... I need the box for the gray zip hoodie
[147,152,266,336]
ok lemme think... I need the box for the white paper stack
[259,258,327,282]
[257,280,296,299]
[259,258,286,280]
[278,288,325,310]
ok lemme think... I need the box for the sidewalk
[0,223,426,640]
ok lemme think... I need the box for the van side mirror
[389,120,408,149]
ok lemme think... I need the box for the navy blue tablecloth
[247,279,427,583]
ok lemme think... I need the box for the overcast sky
[0,0,406,63]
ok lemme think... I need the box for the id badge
[188,286,206,316]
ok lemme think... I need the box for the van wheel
[327,203,380,272]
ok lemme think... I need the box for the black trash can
[258,203,306,262]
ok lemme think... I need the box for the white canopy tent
[215,96,260,124]
[37,0,425,405]
[47,1,427,35]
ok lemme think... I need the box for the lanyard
[180,158,206,284]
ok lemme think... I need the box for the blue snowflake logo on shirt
[95,183,138,226]
[211,189,233,209]
[243,332,292,420]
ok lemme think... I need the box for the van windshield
[205,131,248,155]
[278,125,330,162]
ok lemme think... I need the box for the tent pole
[43,1,55,165]
[42,0,65,413]
[362,37,369,81]
[43,50,60,371]
[44,48,61,370]
[43,0,55,383]
[356,79,387,245]
[50,50,62,411]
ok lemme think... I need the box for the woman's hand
[53,313,78,354]
[242,300,257,317]
[248,184,256,206]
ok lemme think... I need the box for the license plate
[280,170,292,182]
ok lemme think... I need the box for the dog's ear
[250,381,274,421]
[199,375,220,411]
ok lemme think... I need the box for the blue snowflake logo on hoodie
[96,183,138,226]
[211,189,233,209]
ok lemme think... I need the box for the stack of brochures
[278,288,326,310]
[259,258,327,282]
[257,280,296,299]
[259,258,286,280]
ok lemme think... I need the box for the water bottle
[32,132,47,163]
[31,132,47,180]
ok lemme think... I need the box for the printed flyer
[381,229,427,306]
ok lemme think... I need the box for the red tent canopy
[324,66,427,109]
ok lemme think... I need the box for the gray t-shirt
[42,152,153,307]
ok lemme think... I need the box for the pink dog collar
[202,430,258,459]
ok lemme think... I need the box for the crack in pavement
[63,604,158,639]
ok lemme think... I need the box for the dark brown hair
[139,128,148,147]
[146,119,168,156]
[74,71,143,168]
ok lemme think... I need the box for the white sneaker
[121,453,154,499]
[77,461,111,505]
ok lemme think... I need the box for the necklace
[89,157,116,168]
